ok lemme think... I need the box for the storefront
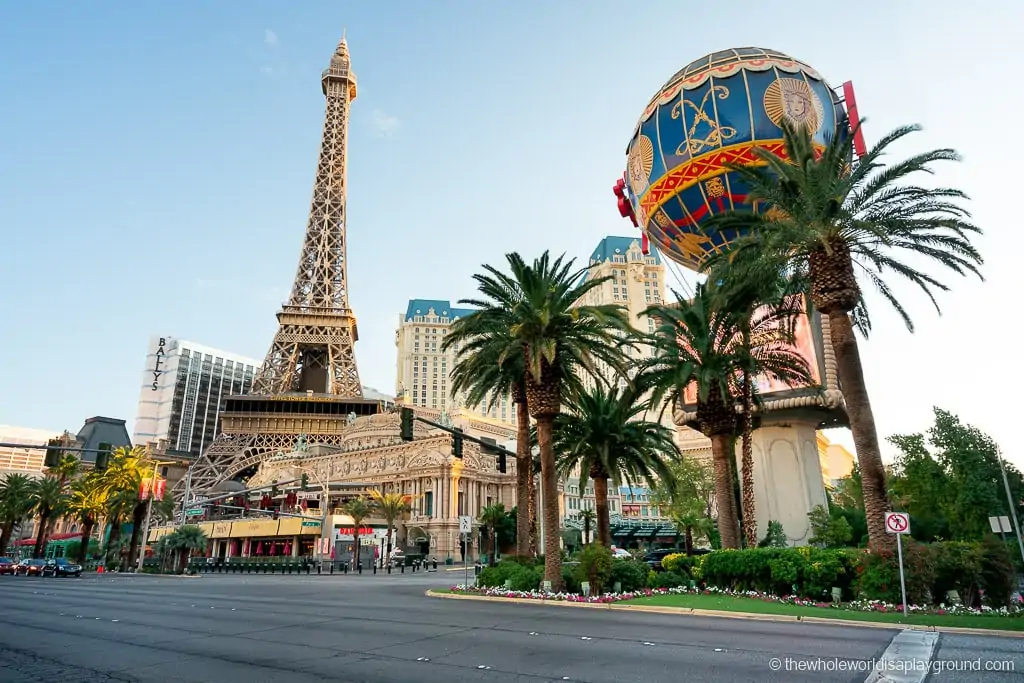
[149,517,323,560]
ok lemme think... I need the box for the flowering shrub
[447,583,1023,618]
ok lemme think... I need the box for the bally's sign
[151,337,167,391]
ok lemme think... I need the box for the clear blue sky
[1,2,1020,462]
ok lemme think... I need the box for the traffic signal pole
[400,408,512,471]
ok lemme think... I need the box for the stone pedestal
[735,418,827,546]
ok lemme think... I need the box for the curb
[424,591,1024,638]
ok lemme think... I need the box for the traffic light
[497,452,507,474]
[95,443,111,471]
[300,473,309,491]
[451,428,463,459]
[400,407,414,441]
[44,438,61,468]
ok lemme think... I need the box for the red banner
[154,478,166,499]
[140,477,166,501]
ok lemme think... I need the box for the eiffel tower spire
[178,37,383,496]
[249,33,362,398]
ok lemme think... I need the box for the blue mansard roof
[404,299,477,323]
[589,236,662,266]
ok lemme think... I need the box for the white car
[610,547,632,559]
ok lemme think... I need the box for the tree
[479,502,507,566]
[340,497,372,569]
[67,473,109,564]
[469,251,632,590]
[166,525,207,573]
[554,384,678,547]
[444,315,534,558]
[705,121,983,549]
[30,477,65,558]
[577,509,596,545]
[0,473,35,556]
[370,490,413,566]
[652,456,717,553]
[705,249,809,548]
[807,505,853,548]
[637,284,811,548]
[888,408,1020,542]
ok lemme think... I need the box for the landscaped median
[430,585,1024,634]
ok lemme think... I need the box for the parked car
[0,557,16,575]
[609,546,632,559]
[15,559,47,576]
[643,548,678,571]
[42,558,82,578]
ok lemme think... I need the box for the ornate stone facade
[247,407,517,560]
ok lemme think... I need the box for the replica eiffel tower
[179,36,382,496]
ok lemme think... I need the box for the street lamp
[137,460,177,573]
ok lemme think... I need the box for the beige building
[0,425,63,479]
[395,299,518,425]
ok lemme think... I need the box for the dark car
[643,548,678,571]
[15,559,47,576]
[43,558,82,578]
[0,557,15,575]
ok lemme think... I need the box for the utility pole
[137,460,175,573]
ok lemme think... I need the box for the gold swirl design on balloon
[627,135,655,194]
[671,85,736,155]
[764,77,824,134]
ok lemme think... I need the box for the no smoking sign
[885,512,910,534]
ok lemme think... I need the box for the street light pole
[319,464,332,570]
[136,460,165,573]
[997,452,1024,568]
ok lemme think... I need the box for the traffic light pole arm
[412,415,515,457]
[0,442,116,453]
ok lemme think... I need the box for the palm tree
[101,446,150,568]
[340,497,372,569]
[29,477,66,558]
[636,284,812,549]
[166,525,207,573]
[554,384,679,547]
[443,321,534,558]
[577,509,596,545]
[705,251,808,548]
[478,502,506,566]
[0,473,35,556]
[370,490,413,566]
[49,451,80,490]
[477,251,632,590]
[704,120,983,549]
[102,488,134,570]
[67,474,109,564]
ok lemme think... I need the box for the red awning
[13,532,83,546]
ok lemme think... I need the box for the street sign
[185,508,203,517]
[884,512,911,617]
[301,520,320,528]
[884,512,910,535]
[989,516,1013,534]
[459,515,472,534]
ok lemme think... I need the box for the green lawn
[623,593,1024,632]
[437,589,1024,632]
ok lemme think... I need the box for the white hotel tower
[132,336,260,459]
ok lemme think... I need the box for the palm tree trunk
[126,501,146,569]
[0,521,13,557]
[33,512,51,559]
[353,532,361,568]
[740,375,758,548]
[828,311,892,551]
[711,434,740,549]
[514,398,532,557]
[584,518,591,546]
[528,474,537,556]
[106,518,122,569]
[536,417,564,590]
[385,525,393,566]
[593,476,612,547]
[684,526,694,554]
[78,519,95,564]
[490,524,497,566]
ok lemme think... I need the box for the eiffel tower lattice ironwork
[177,36,383,498]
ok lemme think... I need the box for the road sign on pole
[884,512,911,616]
[459,515,472,534]
[884,512,910,535]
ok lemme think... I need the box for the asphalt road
[1,570,1022,683]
